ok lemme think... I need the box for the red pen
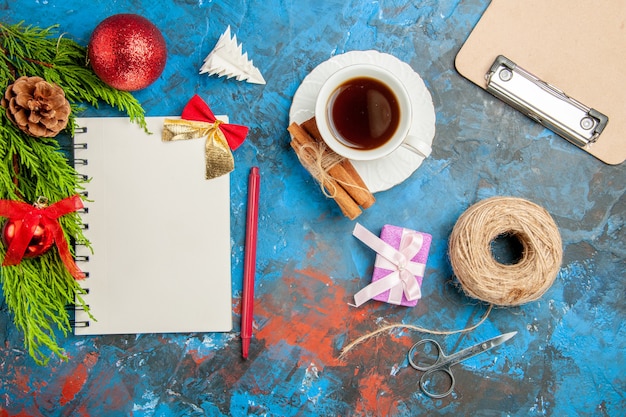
[241,166,260,359]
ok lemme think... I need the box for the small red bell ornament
[0,196,85,279]
[2,216,54,258]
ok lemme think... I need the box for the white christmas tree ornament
[199,26,266,85]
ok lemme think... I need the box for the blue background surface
[1,0,625,416]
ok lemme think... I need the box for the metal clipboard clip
[485,55,608,148]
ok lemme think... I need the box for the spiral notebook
[73,116,232,335]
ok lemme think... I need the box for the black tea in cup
[328,76,400,150]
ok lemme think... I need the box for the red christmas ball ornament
[2,218,55,259]
[88,13,167,91]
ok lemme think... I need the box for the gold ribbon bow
[162,118,234,180]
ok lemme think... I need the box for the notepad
[73,117,232,335]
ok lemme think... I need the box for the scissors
[407,331,517,398]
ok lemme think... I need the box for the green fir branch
[0,247,90,365]
[0,21,148,364]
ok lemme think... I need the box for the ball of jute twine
[449,196,562,307]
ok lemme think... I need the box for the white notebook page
[74,117,232,335]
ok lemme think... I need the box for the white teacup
[315,63,430,161]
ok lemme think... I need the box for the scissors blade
[490,331,517,347]
[445,331,517,366]
[475,331,517,352]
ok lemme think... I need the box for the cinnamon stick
[301,118,375,209]
[300,117,322,142]
[288,137,362,220]
[291,120,375,209]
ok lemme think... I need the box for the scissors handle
[408,339,456,398]
[408,339,445,371]
[420,367,455,399]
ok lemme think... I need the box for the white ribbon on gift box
[351,223,425,307]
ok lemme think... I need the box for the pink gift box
[371,224,432,306]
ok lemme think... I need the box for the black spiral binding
[67,299,90,328]
[71,126,91,329]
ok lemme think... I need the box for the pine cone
[1,76,71,138]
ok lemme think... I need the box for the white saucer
[289,50,436,193]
